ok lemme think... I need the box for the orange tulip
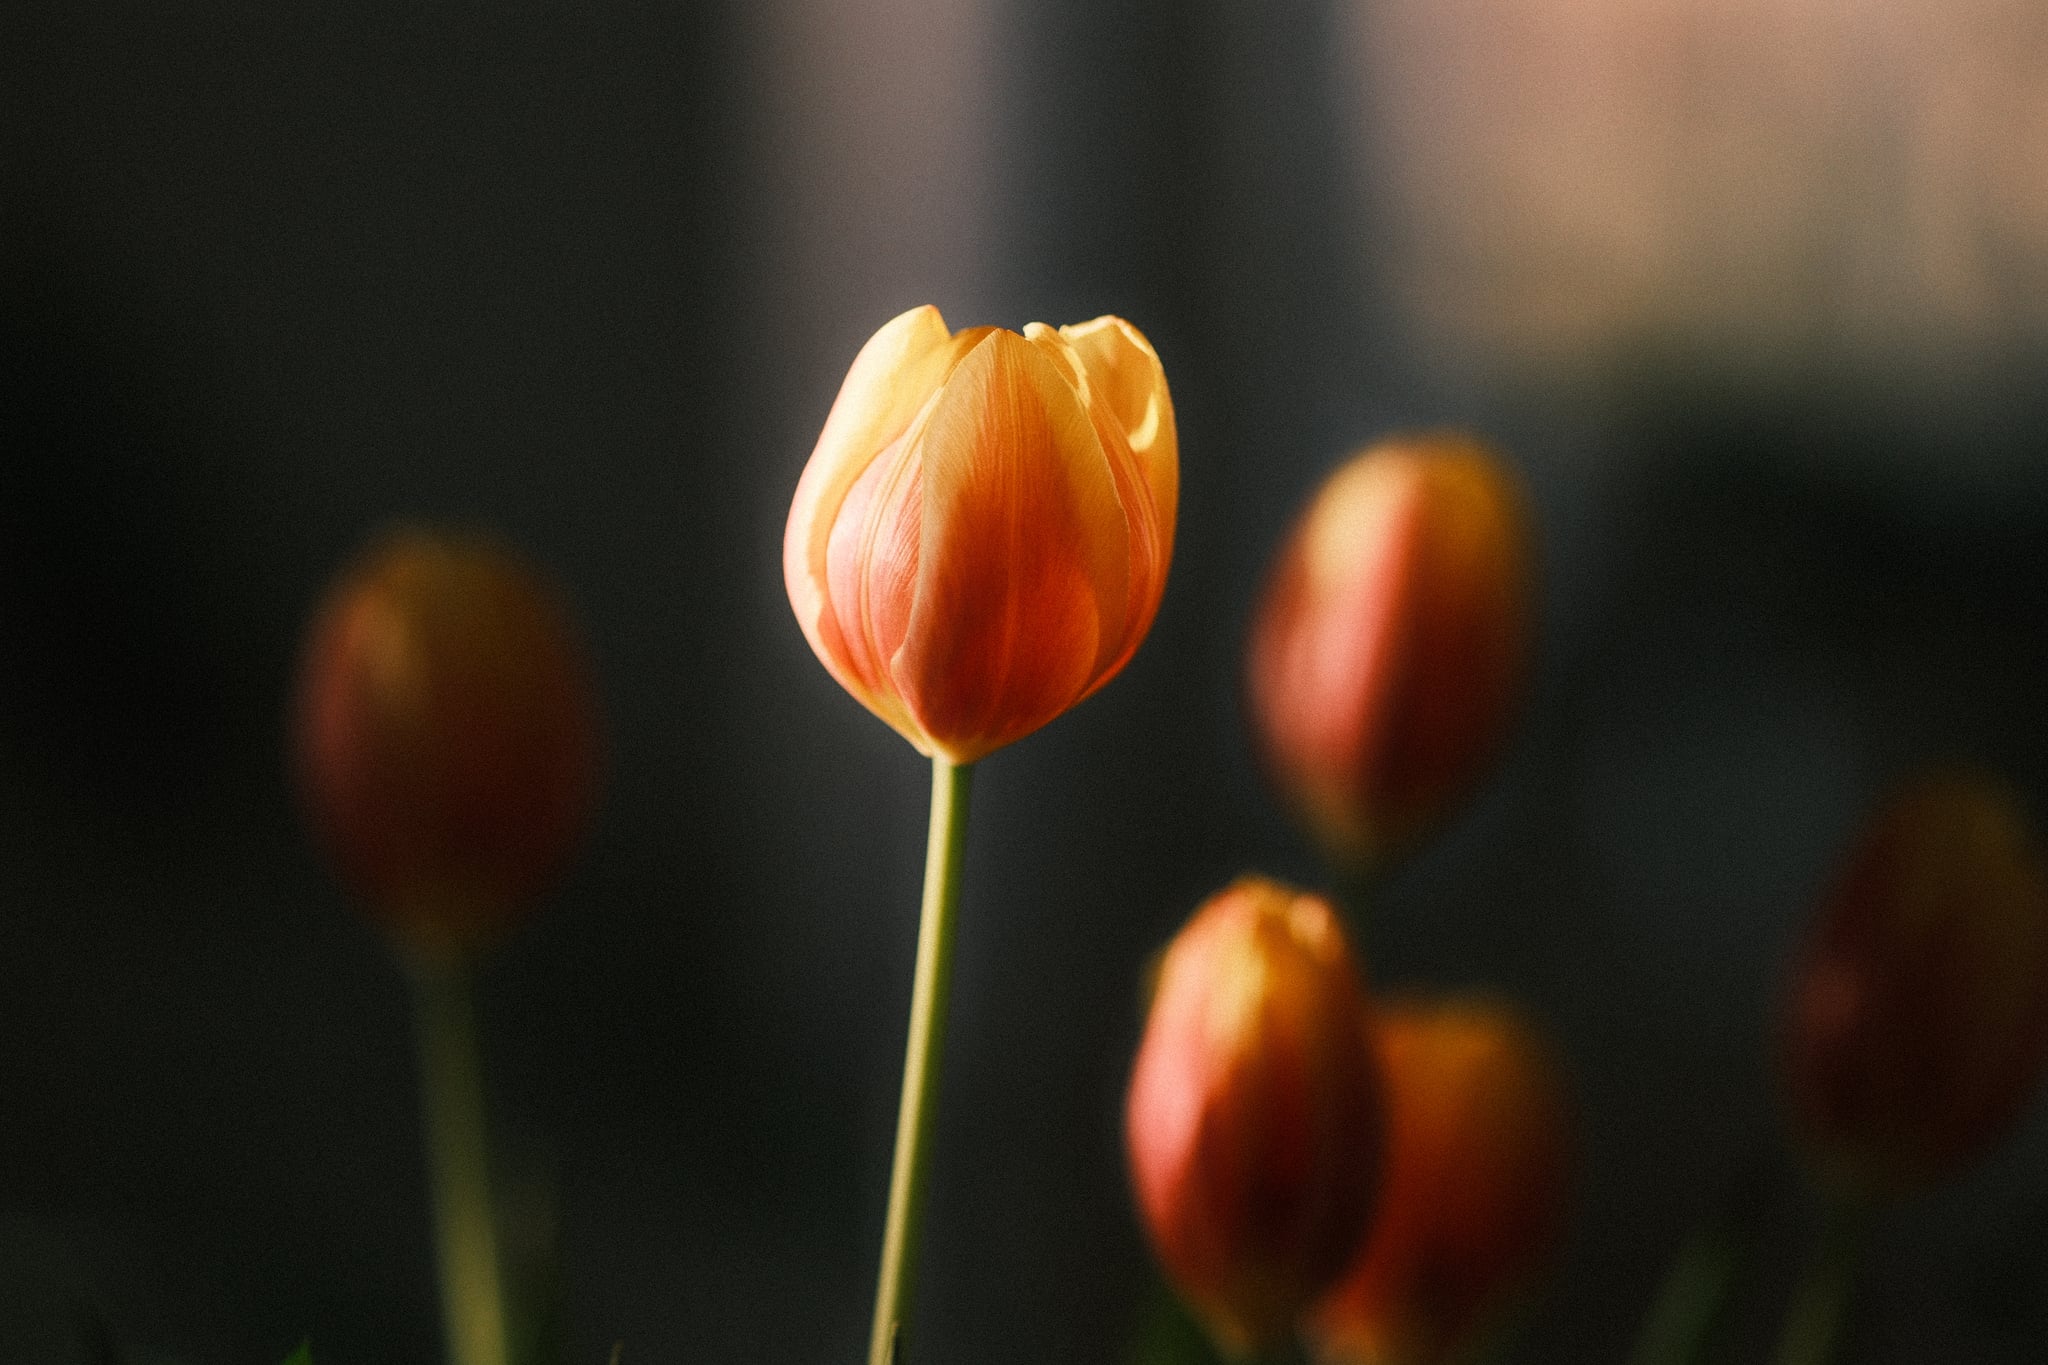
[1246,434,1529,868]
[1126,877,1383,1358]
[1310,998,1572,1365]
[294,529,601,955]
[1779,770,2048,1196]
[784,305,1177,763]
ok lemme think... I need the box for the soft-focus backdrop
[4,2,2047,1361]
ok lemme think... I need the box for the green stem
[408,953,512,1365]
[1630,1156,1777,1365]
[1629,1221,1742,1365]
[1772,1193,1869,1365]
[868,757,976,1365]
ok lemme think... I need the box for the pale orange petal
[784,308,952,675]
[892,329,1131,761]
[1060,315,1178,557]
[786,308,1003,737]
[1023,323,1148,634]
[1027,318,1178,695]
[821,421,930,747]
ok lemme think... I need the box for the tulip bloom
[1247,434,1528,867]
[1779,771,2048,1196]
[1127,877,1383,1358]
[1310,998,1572,1365]
[294,529,600,954]
[784,305,1177,763]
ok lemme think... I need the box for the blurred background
[3,1,2046,1361]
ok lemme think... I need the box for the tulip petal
[785,307,992,728]
[1248,456,1426,858]
[893,330,1131,761]
[1310,1000,1570,1365]
[822,420,930,745]
[1060,315,1178,551]
[1028,318,1179,692]
[1375,450,1529,837]
[1128,879,1381,1356]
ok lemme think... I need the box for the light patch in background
[745,0,996,345]
[1338,0,2048,386]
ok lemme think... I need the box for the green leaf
[1127,1280,1225,1365]
[280,1340,313,1365]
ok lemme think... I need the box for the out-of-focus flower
[1779,770,2048,1195]
[1126,877,1382,1358]
[784,305,1176,764]
[1246,434,1530,868]
[294,529,600,955]
[1310,998,1572,1365]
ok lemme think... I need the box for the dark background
[4,3,2047,1362]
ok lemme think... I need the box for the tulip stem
[869,756,976,1365]
[1772,1192,1869,1365]
[1630,1218,1743,1365]
[1630,1157,1773,1365]
[409,951,512,1365]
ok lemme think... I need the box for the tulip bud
[1779,770,2048,1196]
[1126,877,1383,1358]
[293,529,600,955]
[1246,434,1529,868]
[784,305,1177,763]
[1309,998,1572,1365]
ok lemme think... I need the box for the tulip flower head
[1779,770,2048,1196]
[1247,434,1529,868]
[1310,998,1572,1365]
[294,529,600,956]
[784,305,1177,763]
[1126,877,1383,1358]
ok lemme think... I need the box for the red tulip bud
[1309,998,1572,1365]
[1779,770,2048,1195]
[1246,434,1530,868]
[293,529,600,955]
[1126,877,1383,1357]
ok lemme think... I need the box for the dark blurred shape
[0,269,239,814]
[1779,770,2048,1195]
[294,529,600,954]
[0,1217,195,1364]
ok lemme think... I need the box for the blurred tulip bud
[1126,877,1383,1358]
[1246,434,1529,868]
[784,305,1177,763]
[1310,998,1572,1365]
[294,529,600,955]
[1779,770,2048,1196]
